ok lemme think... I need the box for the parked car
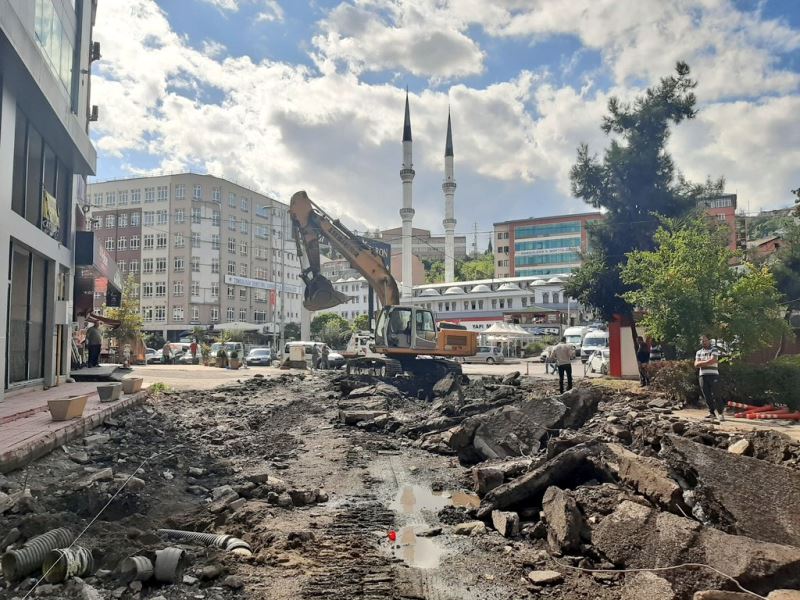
[539,346,553,362]
[588,348,610,374]
[246,347,273,366]
[326,351,345,369]
[463,346,504,364]
[147,349,162,364]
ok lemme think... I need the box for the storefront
[74,231,123,318]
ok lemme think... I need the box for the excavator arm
[290,191,400,311]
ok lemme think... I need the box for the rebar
[1,528,74,581]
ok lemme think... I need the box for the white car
[463,346,504,364]
[588,348,610,374]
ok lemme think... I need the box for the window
[155,281,166,297]
[228,216,237,231]
[211,258,220,273]
[175,184,185,200]
[239,288,247,300]
[156,234,167,249]
[173,306,184,322]
[211,282,219,298]
[118,261,126,272]
[105,192,116,207]
[92,194,102,208]
[255,267,267,279]
[239,308,247,321]
[105,215,114,228]
[142,258,153,274]
[228,260,236,275]
[191,232,200,248]
[542,292,550,304]
[192,306,200,322]
[254,310,266,323]
[193,184,202,200]
[131,189,141,204]
[142,307,153,321]
[118,213,128,227]
[191,208,201,224]
[239,241,248,255]
[255,224,268,239]
[173,281,184,296]
[131,212,141,226]
[191,257,200,272]
[143,235,154,250]
[226,307,235,321]
[212,187,221,202]
[227,286,235,299]
[174,256,185,272]
[211,234,220,250]
[174,233,185,248]
[143,211,154,226]
[154,306,166,322]
[156,257,167,273]
[157,186,168,202]
[228,192,236,207]
[212,210,220,227]
[144,187,155,203]
[157,210,168,225]
[105,238,114,251]
[118,237,127,250]
[240,219,249,234]
[175,209,185,224]
[211,307,219,322]
[255,245,267,259]
[142,282,153,297]
[130,236,140,250]
[191,280,200,296]
[240,263,248,277]
[241,197,248,212]
[228,238,236,253]
[118,191,128,206]
[129,262,139,274]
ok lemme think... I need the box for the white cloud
[201,0,239,11]
[201,0,284,22]
[255,0,284,22]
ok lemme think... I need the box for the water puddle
[390,485,480,514]
[390,525,444,569]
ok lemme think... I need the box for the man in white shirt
[694,335,723,421]
[549,337,574,394]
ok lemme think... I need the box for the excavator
[289,190,478,383]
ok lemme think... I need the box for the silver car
[463,346,505,364]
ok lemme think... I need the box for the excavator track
[346,356,461,399]
[346,357,403,378]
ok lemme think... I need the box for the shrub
[525,342,546,357]
[649,360,699,404]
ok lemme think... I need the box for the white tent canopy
[212,321,260,332]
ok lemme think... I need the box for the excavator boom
[289,191,400,311]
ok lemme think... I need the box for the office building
[1,0,99,400]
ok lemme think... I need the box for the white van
[563,326,589,350]
[580,330,609,363]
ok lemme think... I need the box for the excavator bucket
[303,274,349,311]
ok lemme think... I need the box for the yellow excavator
[289,190,478,382]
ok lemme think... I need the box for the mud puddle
[390,484,479,514]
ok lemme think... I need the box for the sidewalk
[0,382,147,474]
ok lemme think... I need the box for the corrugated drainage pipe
[1,528,74,582]
[157,529,253,557]
[41,546,94,583]
[118,556,154,583]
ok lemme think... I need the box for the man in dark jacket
[636,336,650,386]
[86,324,103,368]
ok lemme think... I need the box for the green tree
[310,313,349,338]
[459,253,494,280]
[283,322,301,341]
[424,260,445,284]
[621,216,789,358]
[565,62,723,321]
[191,326,207,343]
[352,313,370,332]
[104,275,143,359]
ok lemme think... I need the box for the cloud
[200,0,284,22]
[255,0,284,22]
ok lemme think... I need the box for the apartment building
[1,0,99,400]
[88,174,302,340]
[494,213,603,278]
[698,193,737,250]
[378,226,467,262]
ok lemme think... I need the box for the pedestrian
[636,336,651,386]
[695,334,723,421]
[548,336,574,394]
[311,344,320,370]
[85,323,103,368]
[162,341,173,365]
[190,339,198,362]
[649,343,664,362]
[321,344,330,370]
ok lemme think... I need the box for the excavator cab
[374,306,465,354]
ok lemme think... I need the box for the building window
[239,308,247,321]
[131,212,141,226]
[240,263,248,277]
[105,215,114,228]
[92,219,100,230]
[228,216,237,231]
[142,282,153,298]
[191,257,200,272]
[211,234,220,250]
[193,184,202,200]
[118,237,127,250]
[105,192,116,207]
[105,238,114,251]
[142,258,153,274]
[239,241,248,255]
[212,210,220,227]
[118,191,128,206]
[227,286,235,299]
[228,238,236,253]
[174,256,185,272]
[240,219,249,234]
[173,281,184,296]
[156,234,167,249]
[229,192,236,207]
[130,236,140,250]
[173,306,184,322]
[144,187,155,203]
[33,0,74,92]
[213,187,221,202]
[118,213,128,227]
[157,210,168,225]
[191,281,200,296]
[241,197,248,212]
[174,233,185,248]
[226,307,235,322]
[175,209,185,224]
[143,235,154,250]
[118,261,126,272]
[228,260,236,275]
[211,282,219,298]
[191,232,200,248]
[155,281,166,297]
[154,306,166,322]
[157,186,168,202]
[142,307,153,321]
[175,184,185,200]
[143,211,154,226]
[211,258,220,273]
[131,189,141,204]
[156,257,167,273]
[192,306,200,322]
[211,307,219,322]
[254,310,266,323]
[129,262,139,274]
[191,208,201,224]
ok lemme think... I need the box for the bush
[525,342,546,357]
[650,357,800,410]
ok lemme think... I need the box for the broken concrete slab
[432,373,460,397]
[472,467,504,496]
[621,572,675,600]
[693,591,755,600]
[542,486,583,554]
[601,443,684,512]
[559,387,603,429]
[768,591,800,600]
[527,570,563,585]
[491,510,520,538]
[661,435,800,547]
[339,410,388,425]
[452,521,486,536]
[593,500,800,595]
[727,439,751,456]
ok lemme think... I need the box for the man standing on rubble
[549,336,574,394]
[695,334,723,421]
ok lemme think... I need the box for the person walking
[636,336,651,386]
[549,337,574,394]
[695,334,723,421]
[162,341,173,365]
[85,323,103,368]
[321,344,330,370]
[190,339,198,363]
[311,344,320,370]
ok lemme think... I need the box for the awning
[75,231,123,292]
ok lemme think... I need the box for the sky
[90,0,800,249]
